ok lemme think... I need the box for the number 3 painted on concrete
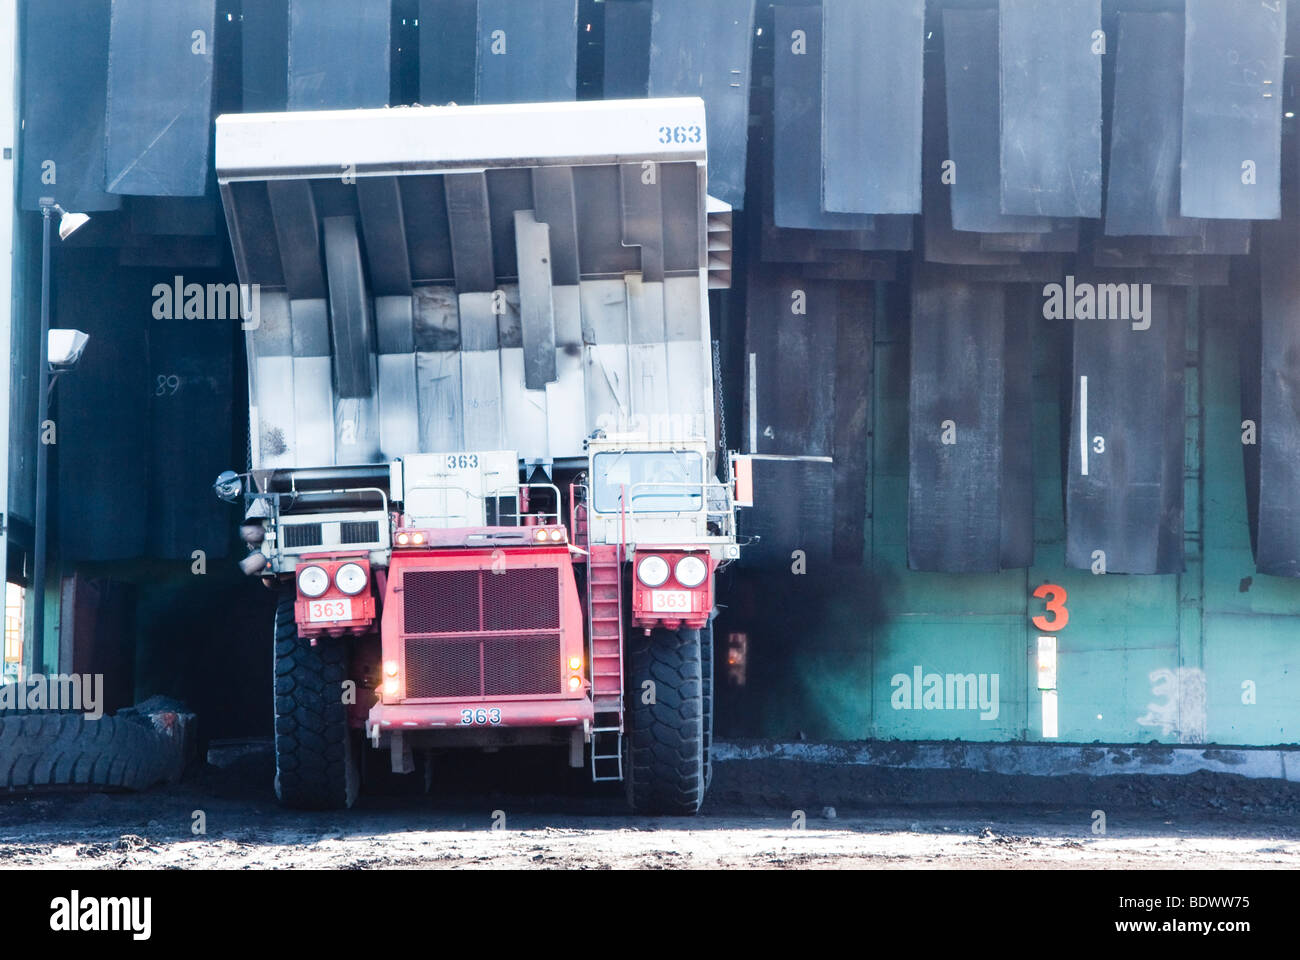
[1032,584,1069,631]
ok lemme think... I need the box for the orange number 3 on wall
[1032,583,1069,631]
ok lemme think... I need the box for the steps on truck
[587,543,624,782]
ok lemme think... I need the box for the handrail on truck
[623,480,737,544]
[399,481,563,527]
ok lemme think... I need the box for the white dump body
[215,98,722,471]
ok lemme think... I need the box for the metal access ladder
[581,501,625,782]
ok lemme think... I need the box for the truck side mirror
[213,470,243,503]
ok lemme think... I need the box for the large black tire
[700,618,714,792]
[0,713,166,792]
[626,625,705,815]
[272,589,359,809]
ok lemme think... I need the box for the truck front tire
[626,625,705,816]
[272,589,359,810]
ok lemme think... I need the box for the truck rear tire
[272,589,359,810]
[626,625,705,816]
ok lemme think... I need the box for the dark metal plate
[1180,0,1284,220]
[998,0,1102,218]
[288,0,390,110]
[20,0,122,211]
[476,0,578,104]
[648,0,755,209]
[907,270,1007,572]
[821,0,924,215]
[1064,283,1185,573]
[772,5,874,230]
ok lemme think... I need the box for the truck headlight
[335,562,368,595]
[636,555,669,587]
[675,555,708,587]
[297,565,329,598]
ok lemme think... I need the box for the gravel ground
[1,742,1298,869]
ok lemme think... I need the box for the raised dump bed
[216,97,725,472]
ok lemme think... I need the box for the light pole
[31,198,89,670]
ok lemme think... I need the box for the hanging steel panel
[1105,12,1198,237]
[921,43,1062,277]
[772,5,874,231]
[105,0,216,197]
[832,281,874,565]
[998,0,1102,218]
[242,0,289,112]
[740,459,834,570]
[419,0,479,105]
[603,0,651,99]
[943,9,1055,234]
[1065,284,1185,574]
[1256,211,1300,575]
[648,0,755,209]
[907,271,1007,573]
[1180,0,1285,220]
[287,0,390,110]
[821,0,924,216]
[19,0,121,211]
[744,270,837,458]
[1000,285,1034,569]
[476,0,578,104]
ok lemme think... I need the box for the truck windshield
[592,451,703,513]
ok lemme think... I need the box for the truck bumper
[366,698,594,738]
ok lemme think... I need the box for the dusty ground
[1,742,1298,869]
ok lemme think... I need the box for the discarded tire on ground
[272,588,359,810]
[0,713,168,791]
[626,624,705,816]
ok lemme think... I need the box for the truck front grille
[404,635,561,698]
[282,523,323,548]
[340,520,380,544]
[403,568,560,633]
[400,566,563,699]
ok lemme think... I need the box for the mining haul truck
[211,98,746,814]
